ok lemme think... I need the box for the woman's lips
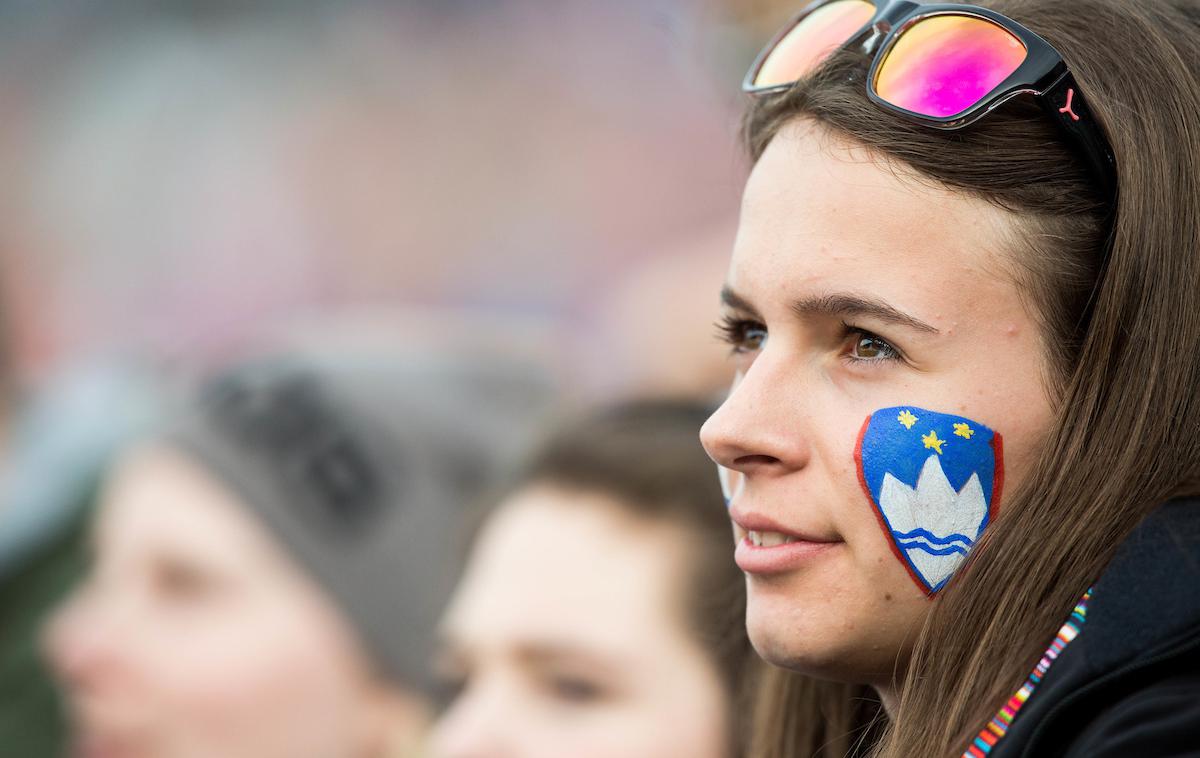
[730,507,842,575]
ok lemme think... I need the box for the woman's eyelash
[714,316,902,363]
[840,322,902,363]
[713,315,744,345]
[715,315,767,354]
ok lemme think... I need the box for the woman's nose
[700,358,811,478]
[42,585,121,691]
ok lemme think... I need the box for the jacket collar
[1078,496,1200,673]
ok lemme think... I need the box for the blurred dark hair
[506,399,764,758]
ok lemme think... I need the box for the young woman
[43,354,550,758]
[430,401,769,758]
[699,0,1200,755]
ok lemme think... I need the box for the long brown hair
[742,0,1200,755]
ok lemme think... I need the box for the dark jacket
[990,497,1200,757]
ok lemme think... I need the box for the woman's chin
[747,601,837,676]
[745,592,890,683]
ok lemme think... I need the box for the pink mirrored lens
[753,0,876,88]
[874,14,1027,118]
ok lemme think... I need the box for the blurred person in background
[0,364,162,757]
[430,400,765,758]
[0,0,785,748]
[0,359,163,758]
[43,351,553,758]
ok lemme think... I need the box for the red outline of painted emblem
[853,414,1005,597]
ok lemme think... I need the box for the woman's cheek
[158,602,364,756]
[852,405,1004,596]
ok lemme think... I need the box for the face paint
[716,370,747,509]
[718,464,745,508]
[854,406,1004,595]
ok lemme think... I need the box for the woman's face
[45,446,400,758]
[430,485,731,758]
[700,120,1055,692]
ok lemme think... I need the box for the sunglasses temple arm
[1040,72,1118,202]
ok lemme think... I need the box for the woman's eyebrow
[719,285,764,318]
[791,292,940,335]
[721,285,938,335]
[516,641,630,676]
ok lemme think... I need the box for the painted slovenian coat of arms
[854,406,1004,594]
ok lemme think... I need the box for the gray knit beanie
[159,351,554,694]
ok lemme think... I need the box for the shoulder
[1057,499,1200,756]
[989,499,1200,757]
[1062,665,1200,757]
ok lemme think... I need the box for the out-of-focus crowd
[0,2,798,757]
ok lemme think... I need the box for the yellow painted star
[953,422,975,439]
[897,410,918,430]
[922,430,945,454]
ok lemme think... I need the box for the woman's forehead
[97,447,281,571]
[730,122,1020,320]
[443,491,696,654]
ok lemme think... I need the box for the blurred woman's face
[430,485,730,758]
[700,120,1055,701]
[45,446,400,758]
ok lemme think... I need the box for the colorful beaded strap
[962,589,1093,757]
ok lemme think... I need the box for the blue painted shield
[854,406,1004,594]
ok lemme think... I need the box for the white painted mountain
[878,454,989,589]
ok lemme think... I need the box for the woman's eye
[717,316,768,354]
[151,560,221,602]
[549,675,605,704]
[740,328,767,353]
[846,328,901,363]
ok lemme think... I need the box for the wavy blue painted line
[896,540,970,557]
[893,527,973,547]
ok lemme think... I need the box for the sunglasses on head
[745,0,1117,201]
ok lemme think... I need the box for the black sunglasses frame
[744,0,1117,201]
